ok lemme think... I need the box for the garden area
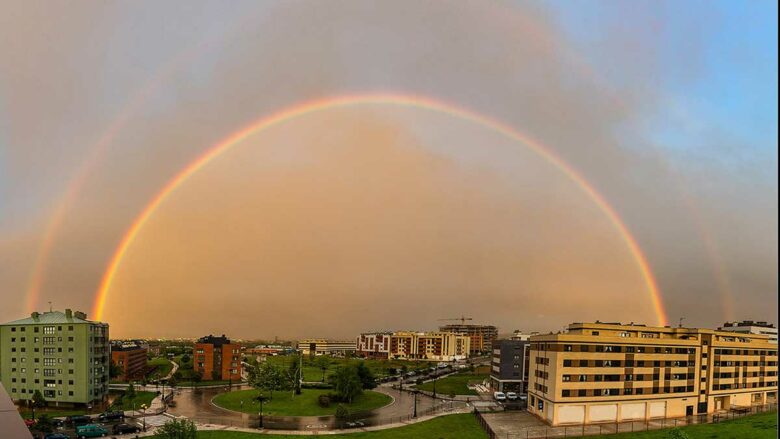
[262,355,438,383]
[212,387,392,416]
[108,386,158,410]
[415,366,489,396]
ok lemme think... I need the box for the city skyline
[1,1,777,339]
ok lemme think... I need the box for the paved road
[166,382,464,431]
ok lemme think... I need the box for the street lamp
[412,389,419,418]
[432,374,437,399]
[140,403,147,432]
[258,394,265,429]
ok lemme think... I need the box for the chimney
[31,312,40,321]
[74,311,87,320]
[65,309,72,318]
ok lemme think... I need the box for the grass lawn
[212,388,392,416]
[147,357,173,379]
[109,390,158,410]
[155,413,487,439]
[262,356,436,383]
[415,372,487,396]
[586,411,778,439]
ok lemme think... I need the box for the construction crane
[438,315,473,325]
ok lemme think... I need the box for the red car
[24,418,36,427]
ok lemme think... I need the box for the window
[562,375,571,382]
[43,326,55,334]
[563,360,573,367]
[564,345,573,351]
[562,390,570,397]
[578,389,586,397]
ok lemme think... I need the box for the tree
[31,389,46,411]
[109,361,122,379]
[157,418,197,439]
[315,356,331,383]
[335,403,350,427]
[32,414,54,437]
[126,383,136,399]
[288,355,302,395]
[355,363,377,390]
[248,362,290,401]
[211,370,222,381]
[167,376,178,388]
[180,354,190,364]
[330,365,363,403]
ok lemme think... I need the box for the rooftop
[1,309,97,326]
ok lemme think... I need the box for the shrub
[668,429,691,439]
[415,378,424,385]
[318,394,330,408]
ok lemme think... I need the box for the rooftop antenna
[678,317,685,328]
[48,301,53,312]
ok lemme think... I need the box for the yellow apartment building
[527,322,777,425]
[390,331,471,361]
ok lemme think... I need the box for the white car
[506,392,518,400]
[518,394,528,401]
[493,392,507,401]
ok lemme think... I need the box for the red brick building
[194,335,242,381]
[356,332,392,359]
[110,341,148,381]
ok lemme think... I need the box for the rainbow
[91,93,668,325]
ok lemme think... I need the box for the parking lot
[41,415,145,438]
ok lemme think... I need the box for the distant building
[0,309,110,407]
[527,322,778,426]
[389,331,470,361]
[298,339,356,356]
[719,321,777,343]
[0,383,32,439]
[438,324,498,355]
[194,335,241,381]
[490,337,530,393]
[356,332,393,359]
[110,341,148,381]
[245,344,294,356]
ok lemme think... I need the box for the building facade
[389,331,471,361]
[356,332,392,359]
[298,339,357,356]
[438,324,498,355]
[719,321,777,344]
[0,310,110,407]
[527,322,778,426]
[110,341,147,381]
[194,335,241,381]
[490,338,530,393]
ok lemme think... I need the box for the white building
[297,339,357,356]
[719,321,777,343]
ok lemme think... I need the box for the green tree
[32,414,54,437]
[288,354,302,394]
[167,376,178,388]
[31,389,46,411]
[211,370,222,381]
[157,418,197,439]
[335,403,350,427]
[355,362,377,390]
[315,355,331,382]
[331,365,363,403]
[180,354,190,364]
[248,362,289,401]
[126,383,136,399]
[109,360,122,379]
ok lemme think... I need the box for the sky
[0,0,776,339]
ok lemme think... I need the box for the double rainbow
[90,93,668,326]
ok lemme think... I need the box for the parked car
[52,418,66,427]
[98,410,124,421]
[493,391,507,401]
[44,434,70,439]
[506,392,518,400]
[518,394,528,401]
[112,423,141,434]
[24,418,36,427]
[75,424,109,438]
[67,415,92,426]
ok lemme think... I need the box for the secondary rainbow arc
[91,93,669,326]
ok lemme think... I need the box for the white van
[506,392,518,400]
[493,391,507,401]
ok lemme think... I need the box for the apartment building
[490,338,530,393]
[527,322,778,426]
[110,341,147,381]
[389,331,471,361]
[719,321,777,343]
[438,324,498,355]
[356,332,392,359]
[194,335,242,381]
[0,310,110,407]
[298,339,357,356]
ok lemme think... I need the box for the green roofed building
[0,309,109,408]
